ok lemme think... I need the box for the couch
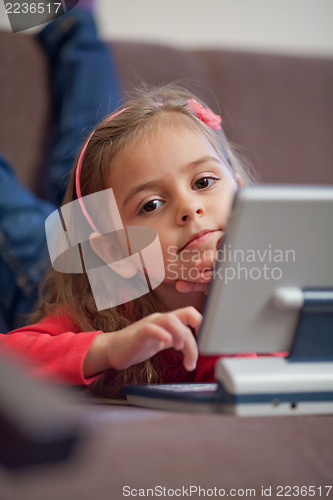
[0,30,333,196]
[0,29,332,498]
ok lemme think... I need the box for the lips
[180,230,217,251]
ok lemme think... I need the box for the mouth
[180,230,219,251]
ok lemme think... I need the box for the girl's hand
[175,254,215,295]
[83,306,202,377]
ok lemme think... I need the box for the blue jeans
[0,10,122,332]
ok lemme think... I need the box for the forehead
[110,123,219,188]
[113,110,218,159]
[111,112,221,170]
[138,110,215,146]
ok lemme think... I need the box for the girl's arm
[83,306,202,377]
[0,317,101,385]
[1,307,202,383]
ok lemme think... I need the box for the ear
[88,231,139,279]
[235,173,244,187]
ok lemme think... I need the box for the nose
[176,192,204,225]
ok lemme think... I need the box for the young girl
[1,85,251,398]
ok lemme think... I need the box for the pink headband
[75,100,222,231]
[75,107,130,232]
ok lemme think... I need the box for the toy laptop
[122,186,333,416]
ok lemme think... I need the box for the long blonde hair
[31,84,251,398]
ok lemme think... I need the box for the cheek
[159,236,174,264]
[214,179,238,213]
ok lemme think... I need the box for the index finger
[173,306,203,335]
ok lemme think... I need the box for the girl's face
[108,121,238,305]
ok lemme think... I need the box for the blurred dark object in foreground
[0,353,84,469]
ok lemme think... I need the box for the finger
[160,312,198,370]
[157,312,193,351]
[143,324,174,347]
[195,257,215,270]
[147,310,200,371]
[198,269,213,283]
[173,306,203,335]
[136,322,185,364]
[181,328,198,371]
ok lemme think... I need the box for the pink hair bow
[187,98,222,130]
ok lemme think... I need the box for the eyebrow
[122,156,222,207]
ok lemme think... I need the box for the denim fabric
[0,10,122,332]
[38,9,122,205]
[0,155,53,331]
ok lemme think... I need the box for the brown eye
[141,199,163,213]
[194,177,215,190]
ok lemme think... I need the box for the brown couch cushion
[0,31,51,195]
[0,31,333,195]
[113,41,333,185]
